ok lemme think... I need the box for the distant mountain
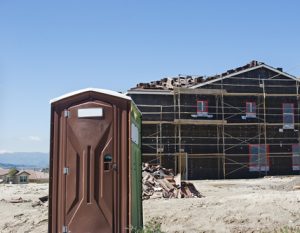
[0,152,49,169]
[0,162,21,169]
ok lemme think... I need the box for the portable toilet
[48,88,142,233]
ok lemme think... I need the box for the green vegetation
[131,217,164,233]
[7,168,18,177]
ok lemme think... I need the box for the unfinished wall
[129,65,300,179]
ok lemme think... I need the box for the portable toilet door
[49,88,131,233]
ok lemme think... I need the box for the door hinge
[64,110,70,118]
[63,167,69,175]
[62,225,68,233]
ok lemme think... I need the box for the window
[246,102,256,118]
[292,144,300,171]
[20,176,28,183]
[197,100,208,115]
[283,103,294,129]
[249,144,269,172]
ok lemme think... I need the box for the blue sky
[1,0,300,152]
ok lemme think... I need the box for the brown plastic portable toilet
[49,88,133,233]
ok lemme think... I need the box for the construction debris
[134,76,205,90]
[132,60,264,91]
[38,195,48,203]
[142,163,203,199]
[8,197,31,203]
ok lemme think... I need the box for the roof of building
[50,88,131,104]
[191,61,299,89]
[0,169,49,180]
[129,60,299,92]
[15,171,31,176]
[0,168,9,176]
[25,170,49,180]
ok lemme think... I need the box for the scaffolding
[135,74,300,179]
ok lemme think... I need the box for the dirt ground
[143,176,300,232]
[1,176,300,232]
[0,183,48,233]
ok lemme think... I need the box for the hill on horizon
[0,152,49,169]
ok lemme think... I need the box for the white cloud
[0,150,13,154]
[20,136,42,142]
[28,136,41,142]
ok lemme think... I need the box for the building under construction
[128,61,300,179]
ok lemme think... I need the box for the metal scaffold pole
[173,89,177,174]
[221,78,226,179]
[135,70,300,179]
[159,105,162,166]
[263,80,268,176]
[216,95,220,179]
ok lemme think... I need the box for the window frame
[282,103,294,129]
[246,101,256,118]
[20,175,28,183]
[249,144,270,172]
[197,100,208,114]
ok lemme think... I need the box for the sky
[1,0,300,153]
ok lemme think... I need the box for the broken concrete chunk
[142,163,202,199]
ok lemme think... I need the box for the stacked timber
[142,163,203,199]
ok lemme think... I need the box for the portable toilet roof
[50,87,131,104]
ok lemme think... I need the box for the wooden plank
[174,87,226,95]
[174,119,227,125]
[222,92,299,97]
[142,120,173,125]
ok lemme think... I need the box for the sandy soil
[0,183,48,233]
[1,177,300,233]
[143,176,300,233]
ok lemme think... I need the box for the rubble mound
[142,163,203,199]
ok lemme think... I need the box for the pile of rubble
[134,76,206,90]
[131,60,265,91]
[142,163,203,199]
